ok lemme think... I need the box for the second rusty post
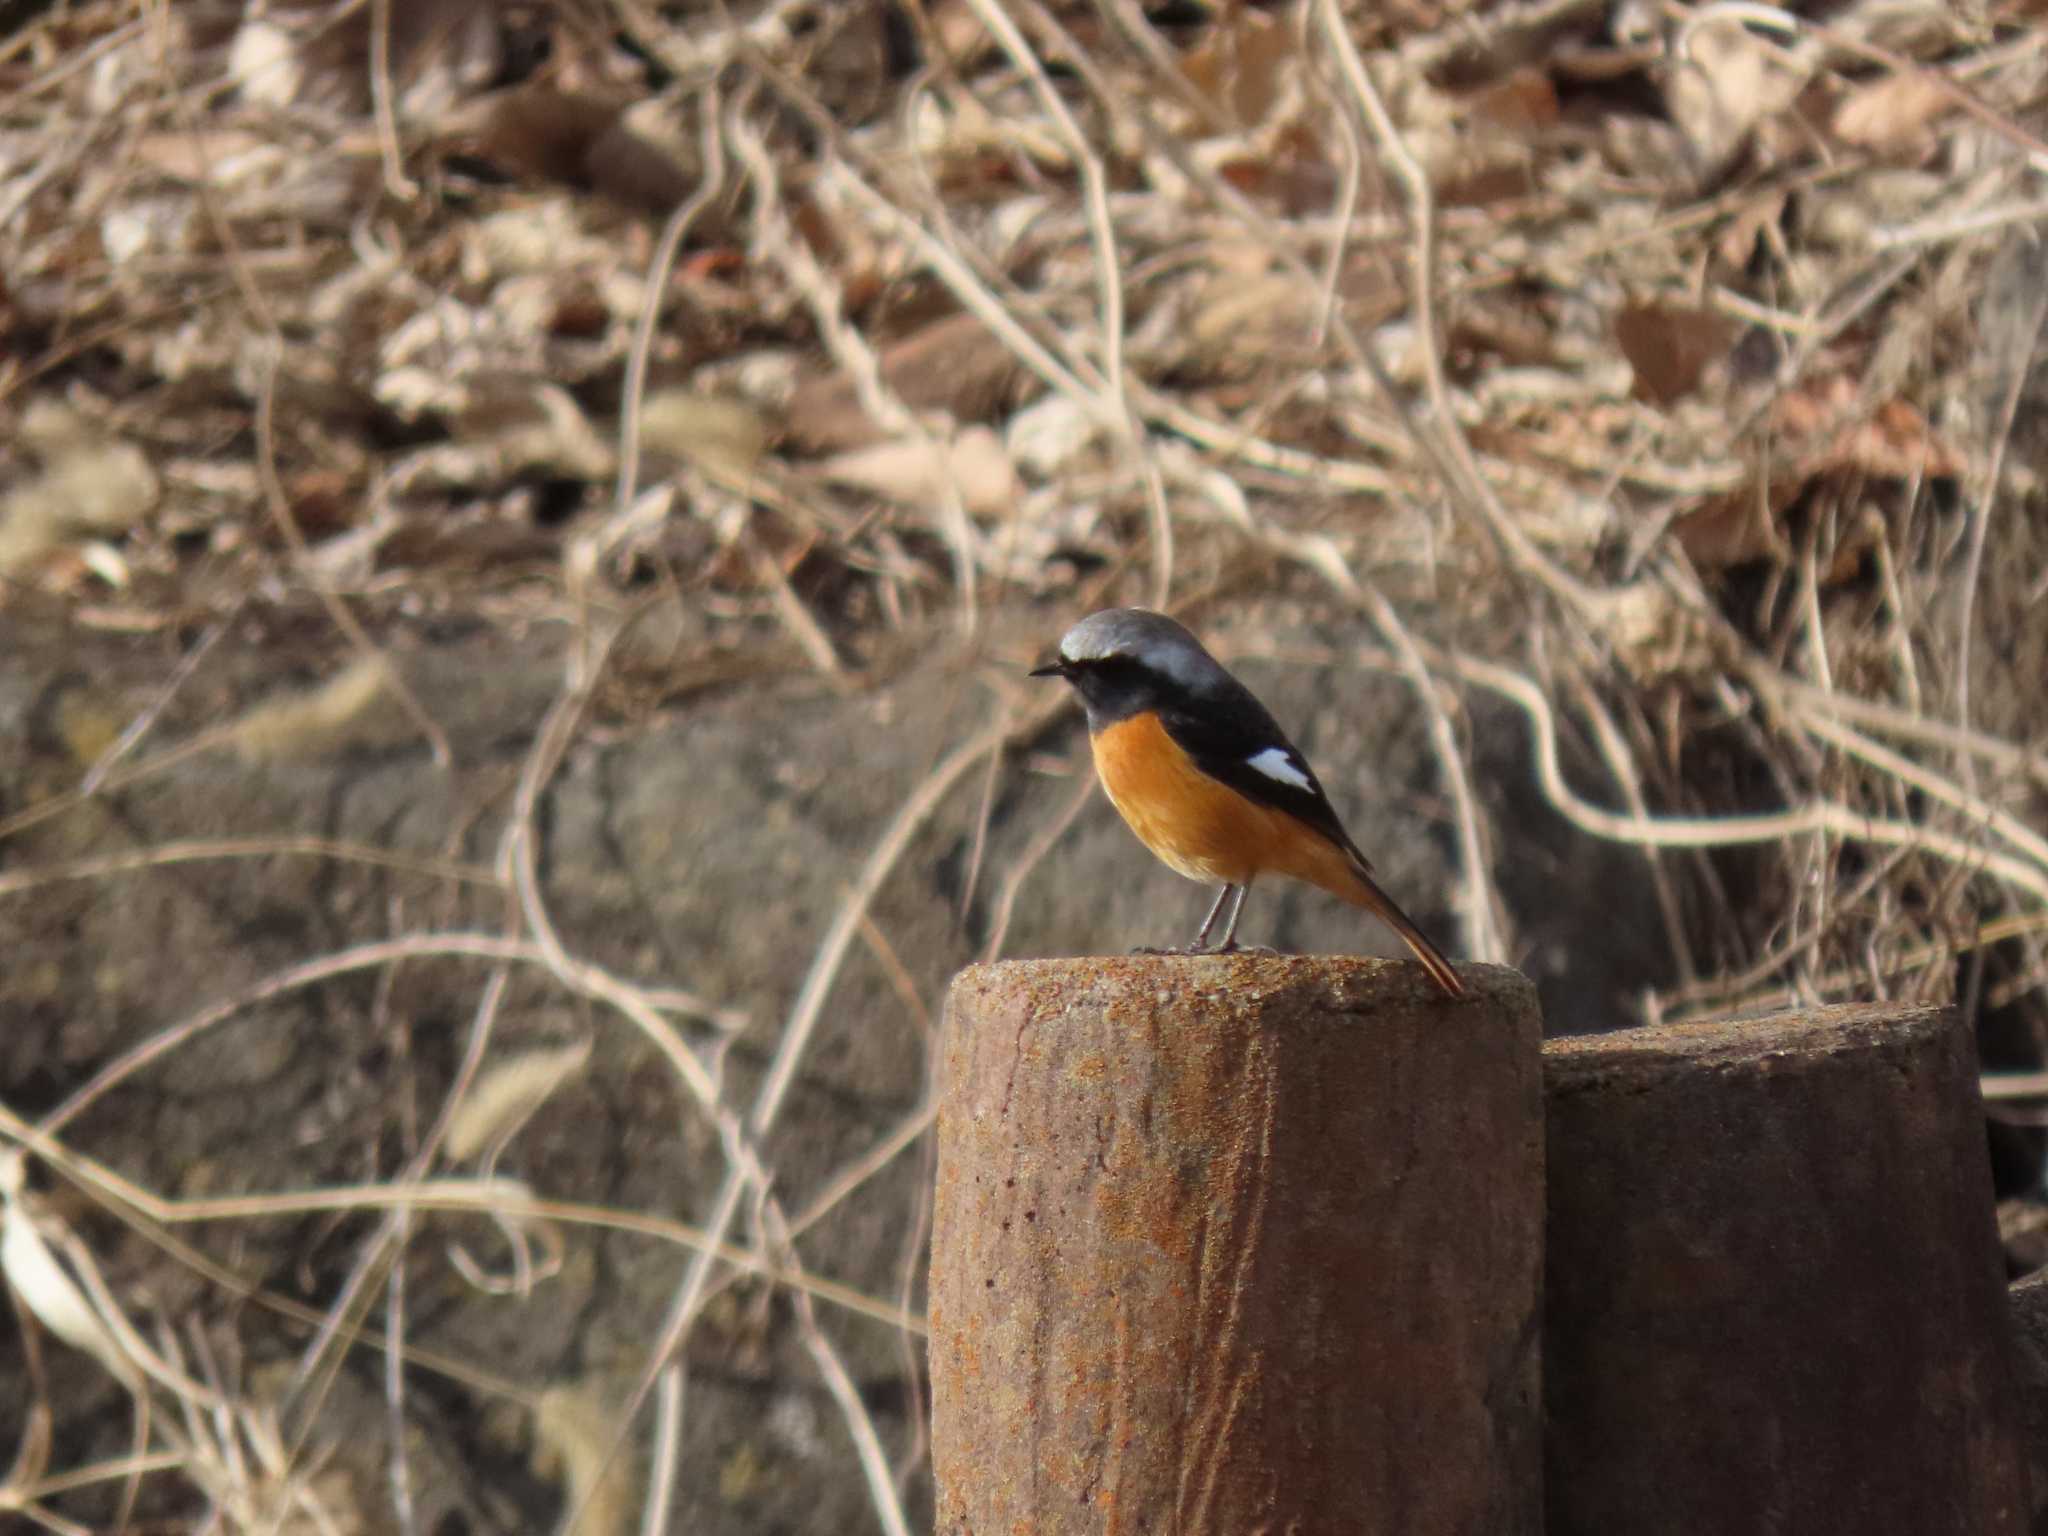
[928,955,1543,1535]
[1543,1004,2028,1535]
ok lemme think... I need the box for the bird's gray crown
[1058,608,1224,695]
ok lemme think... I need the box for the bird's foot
[1129,941,1281,957]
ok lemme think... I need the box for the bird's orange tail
[1259,810,1466,998]
[1336,860,1465,999]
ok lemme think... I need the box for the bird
[1031,607,1465,998]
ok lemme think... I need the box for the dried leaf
[132,129,281,183]
[926,0,999,68]
[1466,67,1561,133]
[785,312,1021,452]
[1671,476,1799,571]
[446,1040,594,1162]
[533,1383,634,1536]
[471,84,627,188]
[639,391,772,478]
[1180,5,1301,128]
[1830,71,1953,155]
[584,113,701,216]
[468,201,618,280]
[1666,18,1811,179]
[1438,162,1538,210]
[1826,397,1964,479]
[0,409,159,577]
[387,383,614,494]
[1005,394,1099,478]
[1772,377,1964,479]
[1717,191,1788,269]
[1615,303,1738,405]
[1,1155,126,1379]
[232,658,404,763]
[814,427,1018,515]
[1188,271,1318,366]
[229,0,501,114]
[1216,123,1340,216]
[227,15,304,108]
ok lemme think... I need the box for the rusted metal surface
[929,955,1543,1536]
[1544,1005,2028,1536]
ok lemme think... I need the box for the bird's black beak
[1030,659,1068,679]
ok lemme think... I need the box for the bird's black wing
[1155,694,1368,867]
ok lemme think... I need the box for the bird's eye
[1080,656,1147,690]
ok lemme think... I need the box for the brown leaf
[1180,5,1299,128]
[785,312,1023,453]
[286,469,355,540]
[1438,163,1537,211]
[1466,67,1560,134]
[926,0,999,68]
[1829,397,1964,480]
[1771,378,1964,480]
[472,84,626,187]
[1830,71,1953,156]
[465,86,697,214]
[1670,475,1799,571]
[546,278,609,339]
[583,113,699,216]
[1615,303,1738,406]
[1216,122,1339,217]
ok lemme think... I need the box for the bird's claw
[1129,941,1282,957]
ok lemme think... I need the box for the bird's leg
[1213,884,1277,955]
[1132,885,1236,955]
[1190,884,1236,950]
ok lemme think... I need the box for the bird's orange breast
[1089,710,1359,894]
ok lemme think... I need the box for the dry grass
[6,0,2048,1528]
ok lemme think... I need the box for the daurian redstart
[1032,608,1464,998]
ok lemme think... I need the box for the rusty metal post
[928,956,1543,1536]
[1544,1004,2028,1536]
[2007,1270,2048,1533]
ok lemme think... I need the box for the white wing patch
[1246,746,1312,791]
